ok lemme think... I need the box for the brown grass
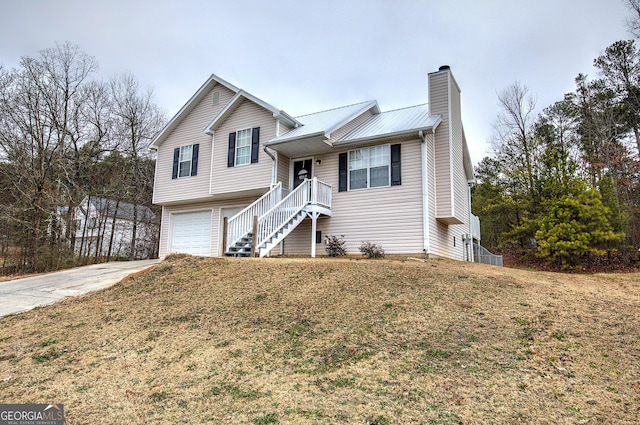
[0,256,638,424]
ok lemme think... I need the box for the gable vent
[212,90,220,106]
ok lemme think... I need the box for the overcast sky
[0,0,632,165]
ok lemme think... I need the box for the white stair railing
[255,179,311,252]
[312,178,332,208]
[226,182,285,252]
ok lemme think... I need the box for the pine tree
[535,188,625,269]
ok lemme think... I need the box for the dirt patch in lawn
[0,256,638,424]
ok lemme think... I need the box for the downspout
[419,130,431,258]
[264,118,280,188]
[468,182,474,263]
[263,145,277,187]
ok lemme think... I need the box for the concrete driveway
[0,259,160,318]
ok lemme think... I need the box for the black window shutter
[172,147,180,179]
[338,152,347,192]
[391,144,401,186]
[227,132,236,167]
[190,144,199,176]
[251,127,260,164]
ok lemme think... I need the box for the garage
[170,210,212,256]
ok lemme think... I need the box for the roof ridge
[378,103,428,113]
[295,100,376,118]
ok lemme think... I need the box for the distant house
[150,66,484,261]
[73,196,159,260]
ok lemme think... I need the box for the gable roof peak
[149,73,299,149]
[204,89,300,134]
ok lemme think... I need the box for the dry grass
[0,255,639,424]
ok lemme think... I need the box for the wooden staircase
[224,178,331,257]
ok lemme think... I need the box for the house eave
[266,131,327,146]
[333,125,439,147]
[265,135,334,157]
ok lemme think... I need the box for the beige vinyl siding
[426,132,444,256]
[153,85,236,205]
[277,153,291,190]
[450,79,468,222]
[284,139,424,255]
[210,100,276,195]
[427,132,469,262]
[427,71,470,261]
[426,132,456,259]
[430,73,453,219]
[158,196,257,258]
[275,120,293,190]
[281,220,314,256]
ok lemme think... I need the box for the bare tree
[624,0,640,38]
[109,73,165,260]
[491,82,543,201]
[0,44,164,271]
[593,40,640,157]
[0,43,99,271]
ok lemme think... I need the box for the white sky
[0,0,632,165]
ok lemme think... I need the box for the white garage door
[170,210,212,256]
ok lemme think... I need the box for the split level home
[150,66,482,261]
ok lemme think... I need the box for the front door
[292,159,313,188]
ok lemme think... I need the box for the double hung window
[227,127,260,167]
[178,145,193,177]
[348,145,390,190]
[171,144,199,179]
[235,128,252,166]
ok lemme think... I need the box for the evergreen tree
[535,188,625,269]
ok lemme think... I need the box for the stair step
[224,251,252,257]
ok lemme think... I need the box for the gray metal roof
[335,104,442,145]
[268,100,379,144]
[89,197,157,223]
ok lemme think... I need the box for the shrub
[324,235,346,257]
[359,241,385,259]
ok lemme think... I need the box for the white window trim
[347,144,391,191]
[178,144,193,178]
[235,128,252,167]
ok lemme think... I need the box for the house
[73,196,159,260]
[150,66,482,261]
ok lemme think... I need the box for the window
[348,145,390,190]
[338,144,400,192]
[172,144,199,179]
[228,127,260,167]
[88,217,97,229]
[178,145,192,177]
[235,128,252,166]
